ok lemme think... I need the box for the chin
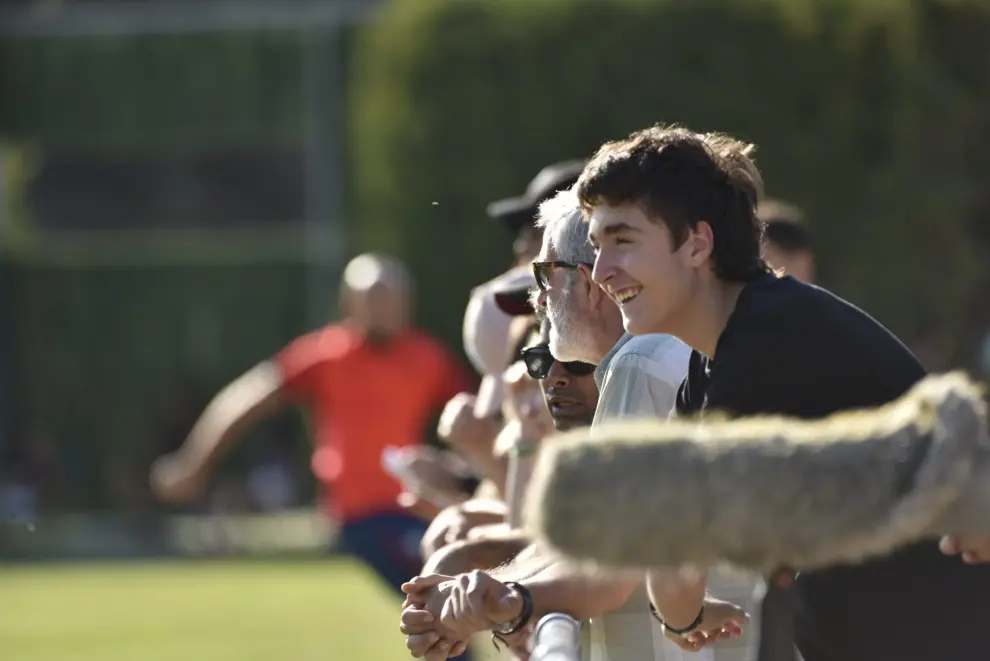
[621,305,667,336]
[621,314,648,336]
[553,418,585,432]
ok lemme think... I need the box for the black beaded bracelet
[497,581,534,636]
[649,601,705,635]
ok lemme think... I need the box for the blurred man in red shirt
[151,252,471,593]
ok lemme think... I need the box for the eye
[615,237,632,245]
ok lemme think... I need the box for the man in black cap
[487,159,589,265]
[758,199,815,284]
[415,160,591,565]
[453,160,589,465]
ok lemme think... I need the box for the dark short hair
[576,124,771,282]
[759,199,813,253]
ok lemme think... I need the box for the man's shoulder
[716,277,845,359]
[709,277,926,417]
[597,334,690,421]
[730,275,813,323]
[274,324,357,379]
[611,334,692,378]
[728,275,920,363]
[731,275,871,332]
[618,333,691,359]
[291,324,359,359]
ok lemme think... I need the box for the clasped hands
[399,571,528,660]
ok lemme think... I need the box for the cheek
[616,248,651,281]
[579,384,599,408]
[642,261,687,308]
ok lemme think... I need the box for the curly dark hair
[576,124,771,282]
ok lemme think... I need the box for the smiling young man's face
[588,204,698,336]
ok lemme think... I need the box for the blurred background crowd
[2,0,990,659]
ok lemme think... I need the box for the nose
[547,361,571,388]
[536,288,548,309]
[591,250,611,287]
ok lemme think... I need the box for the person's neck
[588,309,627,364]
[673,278,747,358]
[346,320,405,347]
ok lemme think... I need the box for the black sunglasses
[532,260,593,292]
[520,344,597,380]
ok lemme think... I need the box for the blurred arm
[179,360,286,471]
[423,533,531,575]
[646,569,708,630]
[437,392,507,491]
[420,498,510,560]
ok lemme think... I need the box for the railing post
[530,613,582,661]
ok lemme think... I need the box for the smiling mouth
[613,286,642,304]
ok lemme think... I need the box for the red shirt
[275,324,471,523]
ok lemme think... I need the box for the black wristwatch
[495,581,534,636]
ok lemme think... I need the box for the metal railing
[531,613,582,661]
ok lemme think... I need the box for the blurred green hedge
[0,32,303,150]
[10,260,310,510]
[349,0,990,359]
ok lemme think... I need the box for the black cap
[758,199,813,251]
[487,159,587,234]
[493,284,535,317]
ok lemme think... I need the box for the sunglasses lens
[565,361,597,376]
[522,347,551,379]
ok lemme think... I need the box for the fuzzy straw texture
[524,372,990,574]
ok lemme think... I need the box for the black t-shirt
[676,274,990,661]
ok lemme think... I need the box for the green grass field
[0,559,501,661]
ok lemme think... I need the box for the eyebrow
[589,221,640,244]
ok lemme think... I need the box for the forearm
[423,534,531,575]
[646,569,707,629]
[183,410,242,468]
[489,547,638,621]
[419,499,509,559]
[517,562,638,621]
[183,362,284,468]
[504,451,537,528]
[460,451,509,496]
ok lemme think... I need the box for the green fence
[5,232,315,511]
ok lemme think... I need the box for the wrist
[650,601,704,635]
[496,582,533,635]
[508,438,539,459]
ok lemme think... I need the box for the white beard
[547,294,596,363]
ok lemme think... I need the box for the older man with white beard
[531,187,689,429]
[399,188,752,661]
